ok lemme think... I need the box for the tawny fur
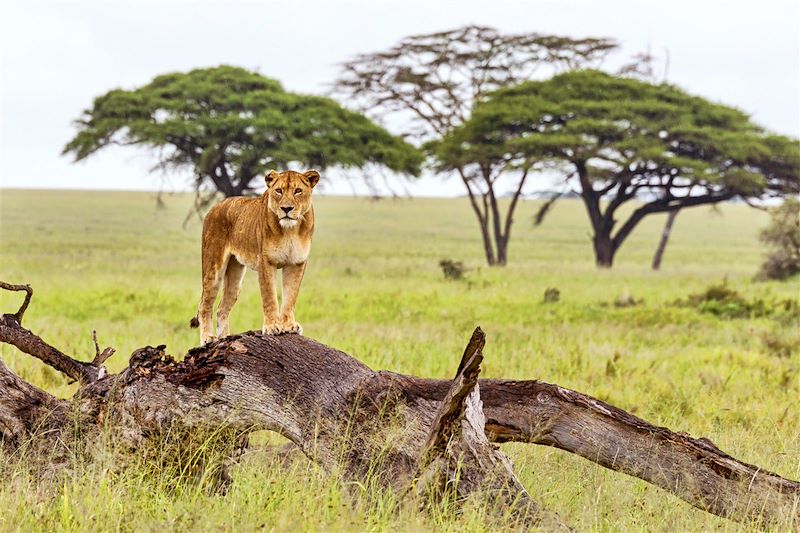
[191,169,319,345]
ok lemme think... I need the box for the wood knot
[128,345,170,369]
[536,391,556,405]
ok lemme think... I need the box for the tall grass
[0,189,798,531]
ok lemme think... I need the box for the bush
[757,199,800,280]
[676,280,798,319]
[439,259,467,280]
[543,287,560,303]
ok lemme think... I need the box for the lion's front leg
[258,259,282,335]
[280,262,306,335]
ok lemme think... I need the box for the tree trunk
[478,215,497,266]
[576,163,618,269]
[457,167,496,266]
[486,178,506,268]
[1,285,798,529]
[593,233,616,268]
[652,209,679,270]
[495,167,529,268]
[496,238,508,266]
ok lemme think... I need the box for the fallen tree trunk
[0,283,798,529]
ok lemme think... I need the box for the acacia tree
[63,66,422,202]
[334,26,617,266]
[438,70,800,267]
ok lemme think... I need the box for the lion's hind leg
[198,248,228,345]
[216,257,246,339]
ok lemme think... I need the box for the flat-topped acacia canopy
[63,65,423,198]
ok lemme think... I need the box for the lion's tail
[189,314,199,328]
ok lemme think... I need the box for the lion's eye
[275,188,282,195]
[294,188,302,195]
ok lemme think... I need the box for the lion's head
[265,169,320,229]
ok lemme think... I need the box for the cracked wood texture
[1,328,798,529]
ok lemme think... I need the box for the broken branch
[91,330,116,368]
[0,280,105,384]
[414,327,569,529]
[0,281,32,324]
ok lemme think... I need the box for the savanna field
[0,188,798,532]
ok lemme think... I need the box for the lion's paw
[283,321,303,335]
[262,322,285,336]
[201,335,218,346]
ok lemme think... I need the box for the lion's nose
[281,206,294,214]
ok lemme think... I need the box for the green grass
[0,188,798,532]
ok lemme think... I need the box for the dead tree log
[0,282,798,529]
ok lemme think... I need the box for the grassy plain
[0,188,798,532]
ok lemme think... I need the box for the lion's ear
[304,170,320,188]
[265,170,279,187]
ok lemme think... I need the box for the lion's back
[202,197,265,259]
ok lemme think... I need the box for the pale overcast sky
[1,0,798,196]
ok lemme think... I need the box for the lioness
[190,169,319,344]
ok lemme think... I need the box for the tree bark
[1,285,798,529]
[593,232,616,268]
[652,209,679,270]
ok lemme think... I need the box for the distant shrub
[676,279,799,319]
[543,287,560,303]
[677,280,767,318]
[757,199,800,281]
[439,259,467,280]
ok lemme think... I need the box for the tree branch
[91,330,116,368]
[501,166,530,242]
[479,379,800,524]
[0,281,32,324]
[0,281,109,384]
[611,191,736,251]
